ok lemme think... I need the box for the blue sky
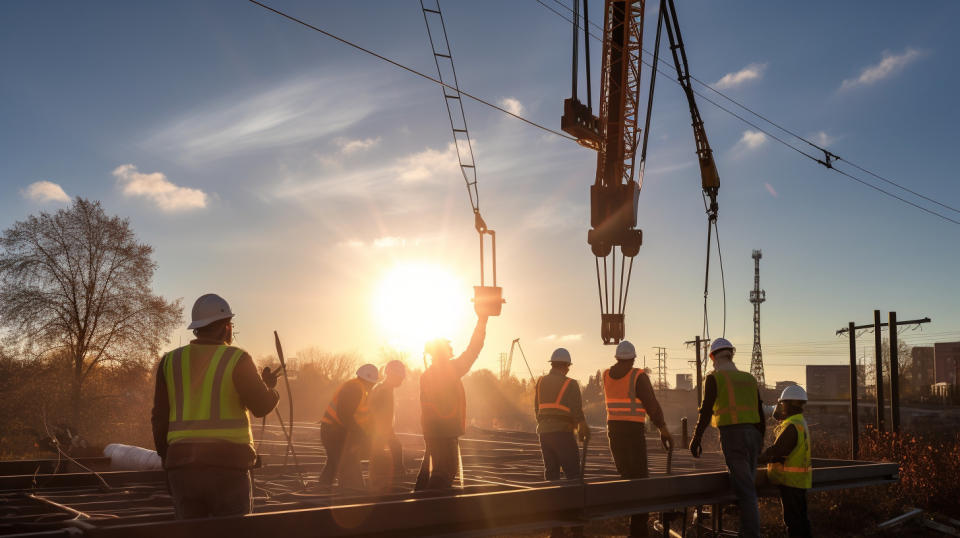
[2,1,959,387]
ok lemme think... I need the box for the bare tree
[296,347,358,384]
[0,198,182,420]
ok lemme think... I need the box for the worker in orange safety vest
[534,348,590,481]
[319,364,378,489]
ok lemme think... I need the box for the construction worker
[319,363,379,489]
[534,348,590,481]
[759,385,812,538]
[151,293,280,519]
[603,340,673,537]
[689,338,765,538]
[368,360,407,490]
[415,313,489,490]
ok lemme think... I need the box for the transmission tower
[749,250,766,386]
[652,347,668,390]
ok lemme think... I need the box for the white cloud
[113,164,207,212]
[811,131,835,148]
[396,143,461,183]
[764,182,778,198]
[840,48,924,91]
[713,63,767,90]
[499,97,525,116]
[559,334,582,342]
[734,130,767,152]
[22,181,69,203]
[336,136,381,155]
[540,334,558,341]
[147,75,378,161]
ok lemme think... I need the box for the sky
[2,0,959,388]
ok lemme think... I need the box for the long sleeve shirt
[606,362,666,429]
[326,380,365,433]
[151,338,280,469]
[534,368,586,433]
[449,317,488,378]
[693,368,765,440]
[759,423,799,464]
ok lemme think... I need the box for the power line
[246,0,576,142]
[534,0,960,225]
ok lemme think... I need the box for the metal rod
[889,311,900,434]
[848,321,859,460]
[874,309,885,433]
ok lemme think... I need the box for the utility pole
[837,313,930,452]
[749,250,766,387]
[652,347,668,390]
[685,337,709,405]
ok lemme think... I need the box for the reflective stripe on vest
[767,414,812,489]
[537,377,573,415]
[603,368,646,422]
[321,379,370,428]
[711,370,761,427]
[420,360,466,436]
[163,344,252,447]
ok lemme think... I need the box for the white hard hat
[779,385,808,402]
[550,348,572,364]
[614,340,637,360]
[709,338,735,357]
[188,293,235,329]
[384,360,406,379]
[357,364,379,383]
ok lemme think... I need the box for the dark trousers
[370,436,404,490]
[415,436,460,490]
[539,431,581,480]
[319,424,347,486]
[779,485,811,538]
[608,421,648,537]
[167,467,252,519]
[718,424,762,538]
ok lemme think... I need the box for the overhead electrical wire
[534,0,960,226]
[246,0,576,142]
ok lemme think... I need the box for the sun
[372,261,471,354]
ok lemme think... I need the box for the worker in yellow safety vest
[689,338,765,538]
[759,385,812,538]
[319,364,379,489]
[415,313,489,490]
[534,348,590,480]
[603,340,673,537]
[151,293,280,519]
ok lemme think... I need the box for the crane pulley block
[561,98,601,150]
[587,180,642,257]
[600,313,625,345]
[473,226,505,317]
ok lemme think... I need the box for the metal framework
[749,249,766,386]
[0,427,898,537]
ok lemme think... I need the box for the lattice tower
[749,250,766,386]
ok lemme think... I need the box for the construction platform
[0,425,898,537]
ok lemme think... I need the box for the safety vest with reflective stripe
[603,368,646,423]
[710,370,761,427]
[321,378,372,431]
[767,413,812,489]
[536,375,574,420]
[420,359,466,437]
[162,344,253,449]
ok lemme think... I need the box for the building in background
[910,346,935,397]
[675,374,693,391]
[934,342,960,385]
[806,365,867,400]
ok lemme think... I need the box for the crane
[500,338,535,382]
[561,0,721,345]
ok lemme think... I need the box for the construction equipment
[420,0,504,318]
[501,338,536,382]
[561,0,722,344]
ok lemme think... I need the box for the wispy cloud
[499,97,525,116]
[733,130,767,153]
[764,182,778,198]
[396,143,461,183]
[559,334,582,342]
[147,75,377,161]
[713,63,767,90]
[540,334,558,341]
[113,164,207,212]
[336,136,381,155]
[22,180,69,203]
[811,131,835,147]
[840,48,924,91]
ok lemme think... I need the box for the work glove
[261,366,279,389]
[689,436,702,458]
[659,427,674,451]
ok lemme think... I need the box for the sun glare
[373,262,471,354]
